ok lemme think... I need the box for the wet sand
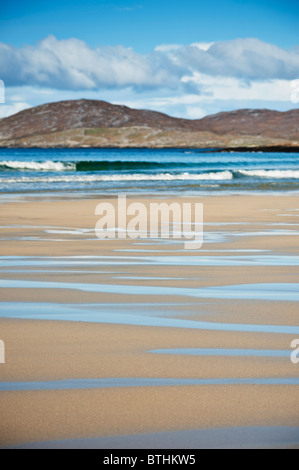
[0,195,299,448]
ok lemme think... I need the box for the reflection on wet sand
[0,301,299,334]
[1,195,299,448]
[1,376,299,392]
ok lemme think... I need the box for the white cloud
[190,42,215,51]
[0,35,183,91]
[181,72,295,102]
[1,36,298,92]
[171,38,299,80]
[0,102,30,118]
[185,105,207,119]
[1,36,299,119]
[154,44,182,52]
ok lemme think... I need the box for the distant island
[0,99,298,150]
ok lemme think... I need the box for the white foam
[0,161,75,171]
[0,171,233,183]
[239,169,299,179]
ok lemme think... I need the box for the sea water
[0,148,298,194]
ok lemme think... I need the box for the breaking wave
[0,171,233,183]
[238,170,299,179]
[0,160,76,171]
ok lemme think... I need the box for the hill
[0,99,298,149]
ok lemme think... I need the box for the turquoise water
[0,148,299,194]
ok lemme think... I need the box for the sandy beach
[0,194,299,448]
[1,0,299,452]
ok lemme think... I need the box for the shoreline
[0,145,299,152]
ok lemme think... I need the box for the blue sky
[0,0,298,118]
[1,0,298,51]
